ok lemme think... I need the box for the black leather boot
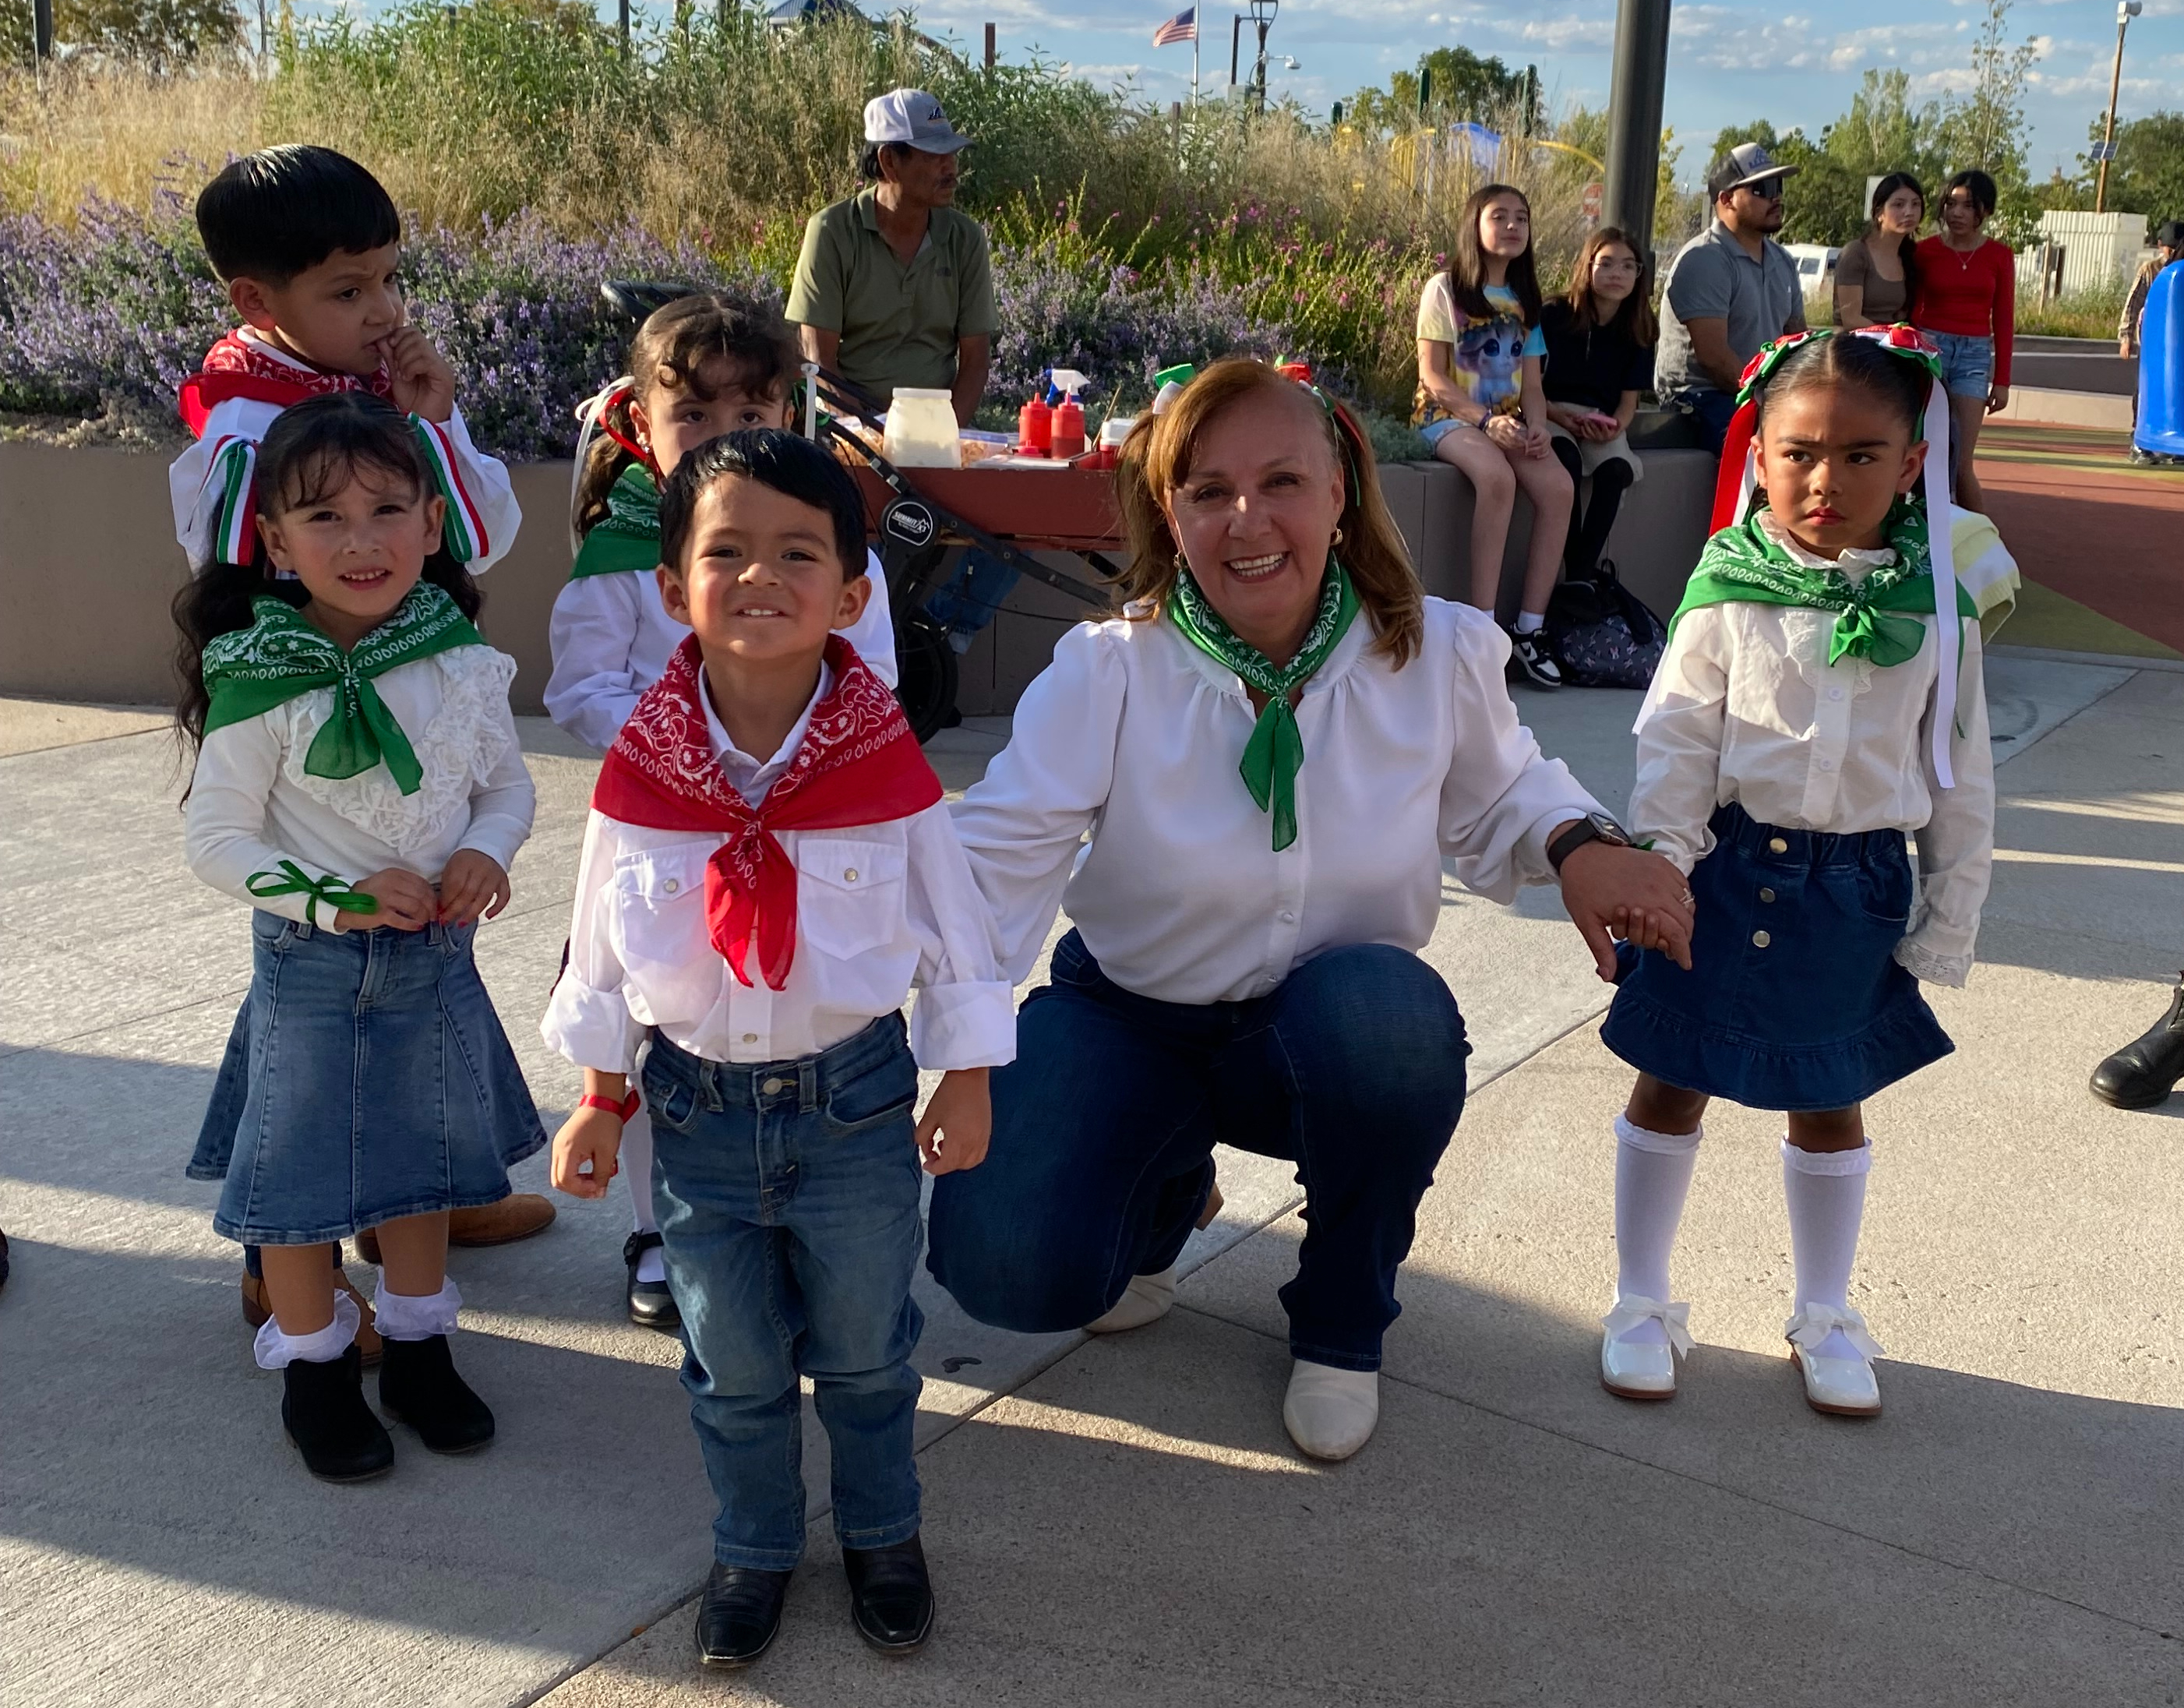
[378,1334,495,1453]
[2091,974,2184,1110]
[693,1562,792,1667]
[842,1533,934,1654]
[281,1344,394,1482]
[624,1231,680,1332]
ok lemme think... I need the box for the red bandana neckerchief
[178,330,394,437]
[591,634,942,990]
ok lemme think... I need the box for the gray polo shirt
[1654,221,1805,397]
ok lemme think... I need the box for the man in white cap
[788,88,995,426]
[1655,141,1808,452]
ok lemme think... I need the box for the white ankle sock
[1612,1115,1702,1345]
[1783,1138,1872,1360]
[620,1110,668,1283]
[373,1276,464,1342]
[1514,609,1546,634]
[253,1287,360,1371]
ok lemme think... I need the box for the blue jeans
[919,549,1019,650]
[927,933,1470,1371]
[641,1017,926,1570]
[1928,330,1994,400]
[1666,386,1738,454]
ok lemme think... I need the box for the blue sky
[885,0,2184,186]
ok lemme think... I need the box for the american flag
[1151,5,1196,46]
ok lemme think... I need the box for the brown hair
[1565,227,1658,349]
[1113,359,1424,667]
[1447,182,1543,326]
[572,293,800,536]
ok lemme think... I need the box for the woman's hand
[916,1068,992,1175]
[437,850,511,926]
[1558,841,1695,982]
[1985,383,2009,416]
[550,1106,624,1198]
[339,866,437,931]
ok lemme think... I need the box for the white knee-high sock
[1782,1138,1872,1357]
[619,1107,666,1283]
[1611,1114,1702,1343]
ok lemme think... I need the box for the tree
[4,0,246,66]
[1341,45,1530,138]
[1935,0,2037,196]
[2076,111,2184,225]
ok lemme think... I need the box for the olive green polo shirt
[785,187,997,404]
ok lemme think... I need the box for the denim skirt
[1600,803,1953,1111]
[187,911,547,1244]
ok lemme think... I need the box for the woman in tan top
[1833,173,1925,329]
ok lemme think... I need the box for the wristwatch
[1547,810,1635,873]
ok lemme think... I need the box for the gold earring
[1331,525,1345,545]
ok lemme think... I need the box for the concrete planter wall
[0,441,1717,717]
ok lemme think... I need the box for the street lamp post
[2097,0,2143,214]
[1247,0,1277,113]
[1603,0,1673,259]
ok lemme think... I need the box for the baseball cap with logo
[1707,140,1801,202]
[863,88,974,155]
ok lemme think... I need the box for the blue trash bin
[2134,260,2184,459]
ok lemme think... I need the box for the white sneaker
[1085,1266,1177,1334]
[1785,1302,1884,1417]
[1599,1295,1693,1400]
[1282,1360,1379,1461]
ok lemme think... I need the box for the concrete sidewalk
[2,656,2179,1706]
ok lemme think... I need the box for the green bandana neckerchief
[570,464,665,580]
[200,584,483,795]
[1671,499,1976,669]
[1167,559,1361,852]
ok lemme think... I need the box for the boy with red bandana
[543,429,1011,1671]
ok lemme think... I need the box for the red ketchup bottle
[1050,395,1087,461]
[1018,393,1052,456]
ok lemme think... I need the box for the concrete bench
[0,440,1720,718]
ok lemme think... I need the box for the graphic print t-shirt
[1414,273,1547,422]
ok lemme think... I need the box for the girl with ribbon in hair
[176,393,546,1482]
[1597,326,2015,1419]
[548,293,895,1330]
[929,359,1693,1465]
[542,430,1007,1667]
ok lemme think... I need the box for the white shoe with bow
[1599,1295,1693,1400]
[1785,1302,1884,1417]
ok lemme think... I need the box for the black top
[1540,300,1654,415]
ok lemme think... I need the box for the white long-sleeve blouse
[947,596,1605,1007]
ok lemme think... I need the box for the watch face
[1591,812,1632,846]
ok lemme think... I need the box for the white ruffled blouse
[185,644,538,929]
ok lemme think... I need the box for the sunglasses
[1739,177,1785,201]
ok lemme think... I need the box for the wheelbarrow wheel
[893,616,960,744]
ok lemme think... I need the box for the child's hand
[916,1068,991,1175]
[1484,414,1526,453]
[550,1107,624,1198]
[340,866,438,931]
[1558,842,1695,980]
[437,850,511,926]
[383,324,457,424]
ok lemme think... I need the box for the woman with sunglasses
[1913,170,2014,510]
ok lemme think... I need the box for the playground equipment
[2135,260,2184,461]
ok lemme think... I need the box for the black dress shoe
[842,1534,934,1654]
[624,1231,681,1332]
[2091,973,2184,1109]
[693,1563,792,1667]
[282,1344,395,1482]
[378,1333,496,1453]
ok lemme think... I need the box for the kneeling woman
[928,360,1693,1460]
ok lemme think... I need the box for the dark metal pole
[1252,18,1269,111]
[984,22,995,71]
[32,0,55,61]
[618,0,631,60]
[1229,13,1241,89]
[1603,0,1671,259]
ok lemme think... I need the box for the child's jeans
[640,1016,926,1571]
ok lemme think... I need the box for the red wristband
[578,1090,641,1122]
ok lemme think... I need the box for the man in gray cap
[1654,142,1809,452]
[788,88,996,425]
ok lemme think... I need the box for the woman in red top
[1913,168,2013,510]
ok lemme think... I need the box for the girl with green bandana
[177,393,546,1483]
[1597,327,2002,1422]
